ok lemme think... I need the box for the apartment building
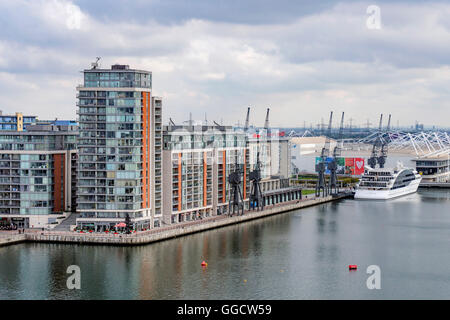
[277,137,292,178]
[247,131,292,179]
[0,122,77,229]
[162,124,250,224]
[0,111,37,131]
[76,64,162,231]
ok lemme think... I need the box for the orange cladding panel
[222,150,226,203]
[203,152,207,207]
[243,149,246,199]
[142,92,147,208]
[53,154,65,212]
[141,91,152,209]
[147,92,151,206]
[178,153,182,211]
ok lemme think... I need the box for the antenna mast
[91,57,101,69]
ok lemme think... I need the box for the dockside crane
[333,112,345,158]
[244,107,250,132]
[316,111,333,197]
[228,152,245,216]
[249,152,264,211]
[378,114,391,168]
[245,106,265,211]
[368,114,383,168]
[264,108,270,130]
[329,112,345,195]
[213,120,224,129]
[322,111,333,158]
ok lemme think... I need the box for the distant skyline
[1,0,450,127]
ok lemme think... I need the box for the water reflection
[1,189,450,299]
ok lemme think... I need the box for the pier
[1,194,350,247]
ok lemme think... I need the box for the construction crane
[329,112,344,195]
[378,114,391,168]
[316,111,333,197]
[368,114,383,168]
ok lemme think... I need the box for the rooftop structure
[82,64,151,88]
[353,130,450,157]
[0,111,37,131]
[37,119,78,127]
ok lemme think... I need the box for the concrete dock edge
[2,195,348,247]
[0,234,27,247]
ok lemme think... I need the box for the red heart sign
[356,161,363,169]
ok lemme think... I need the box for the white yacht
[354,162,422,200]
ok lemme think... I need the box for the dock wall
[2,195,347,247]
[419,183,450,188]
[0,234,26,247]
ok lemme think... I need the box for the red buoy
[349,264,357,270]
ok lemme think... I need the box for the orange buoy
[349,264,357,270]
[201,261,208,267]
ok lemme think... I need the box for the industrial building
[290,136,337,156]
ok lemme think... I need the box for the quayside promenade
[0,194,350,247]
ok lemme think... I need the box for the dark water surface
[1,189,450,300]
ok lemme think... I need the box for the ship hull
[354,177,421,200]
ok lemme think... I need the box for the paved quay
[1,194,350,247]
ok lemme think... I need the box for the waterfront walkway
[52,212,80,231]
[0,193,351,247]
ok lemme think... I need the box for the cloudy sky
[0,0,449,128]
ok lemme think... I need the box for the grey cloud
[0,0,449,127]
[73,0,336,25]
